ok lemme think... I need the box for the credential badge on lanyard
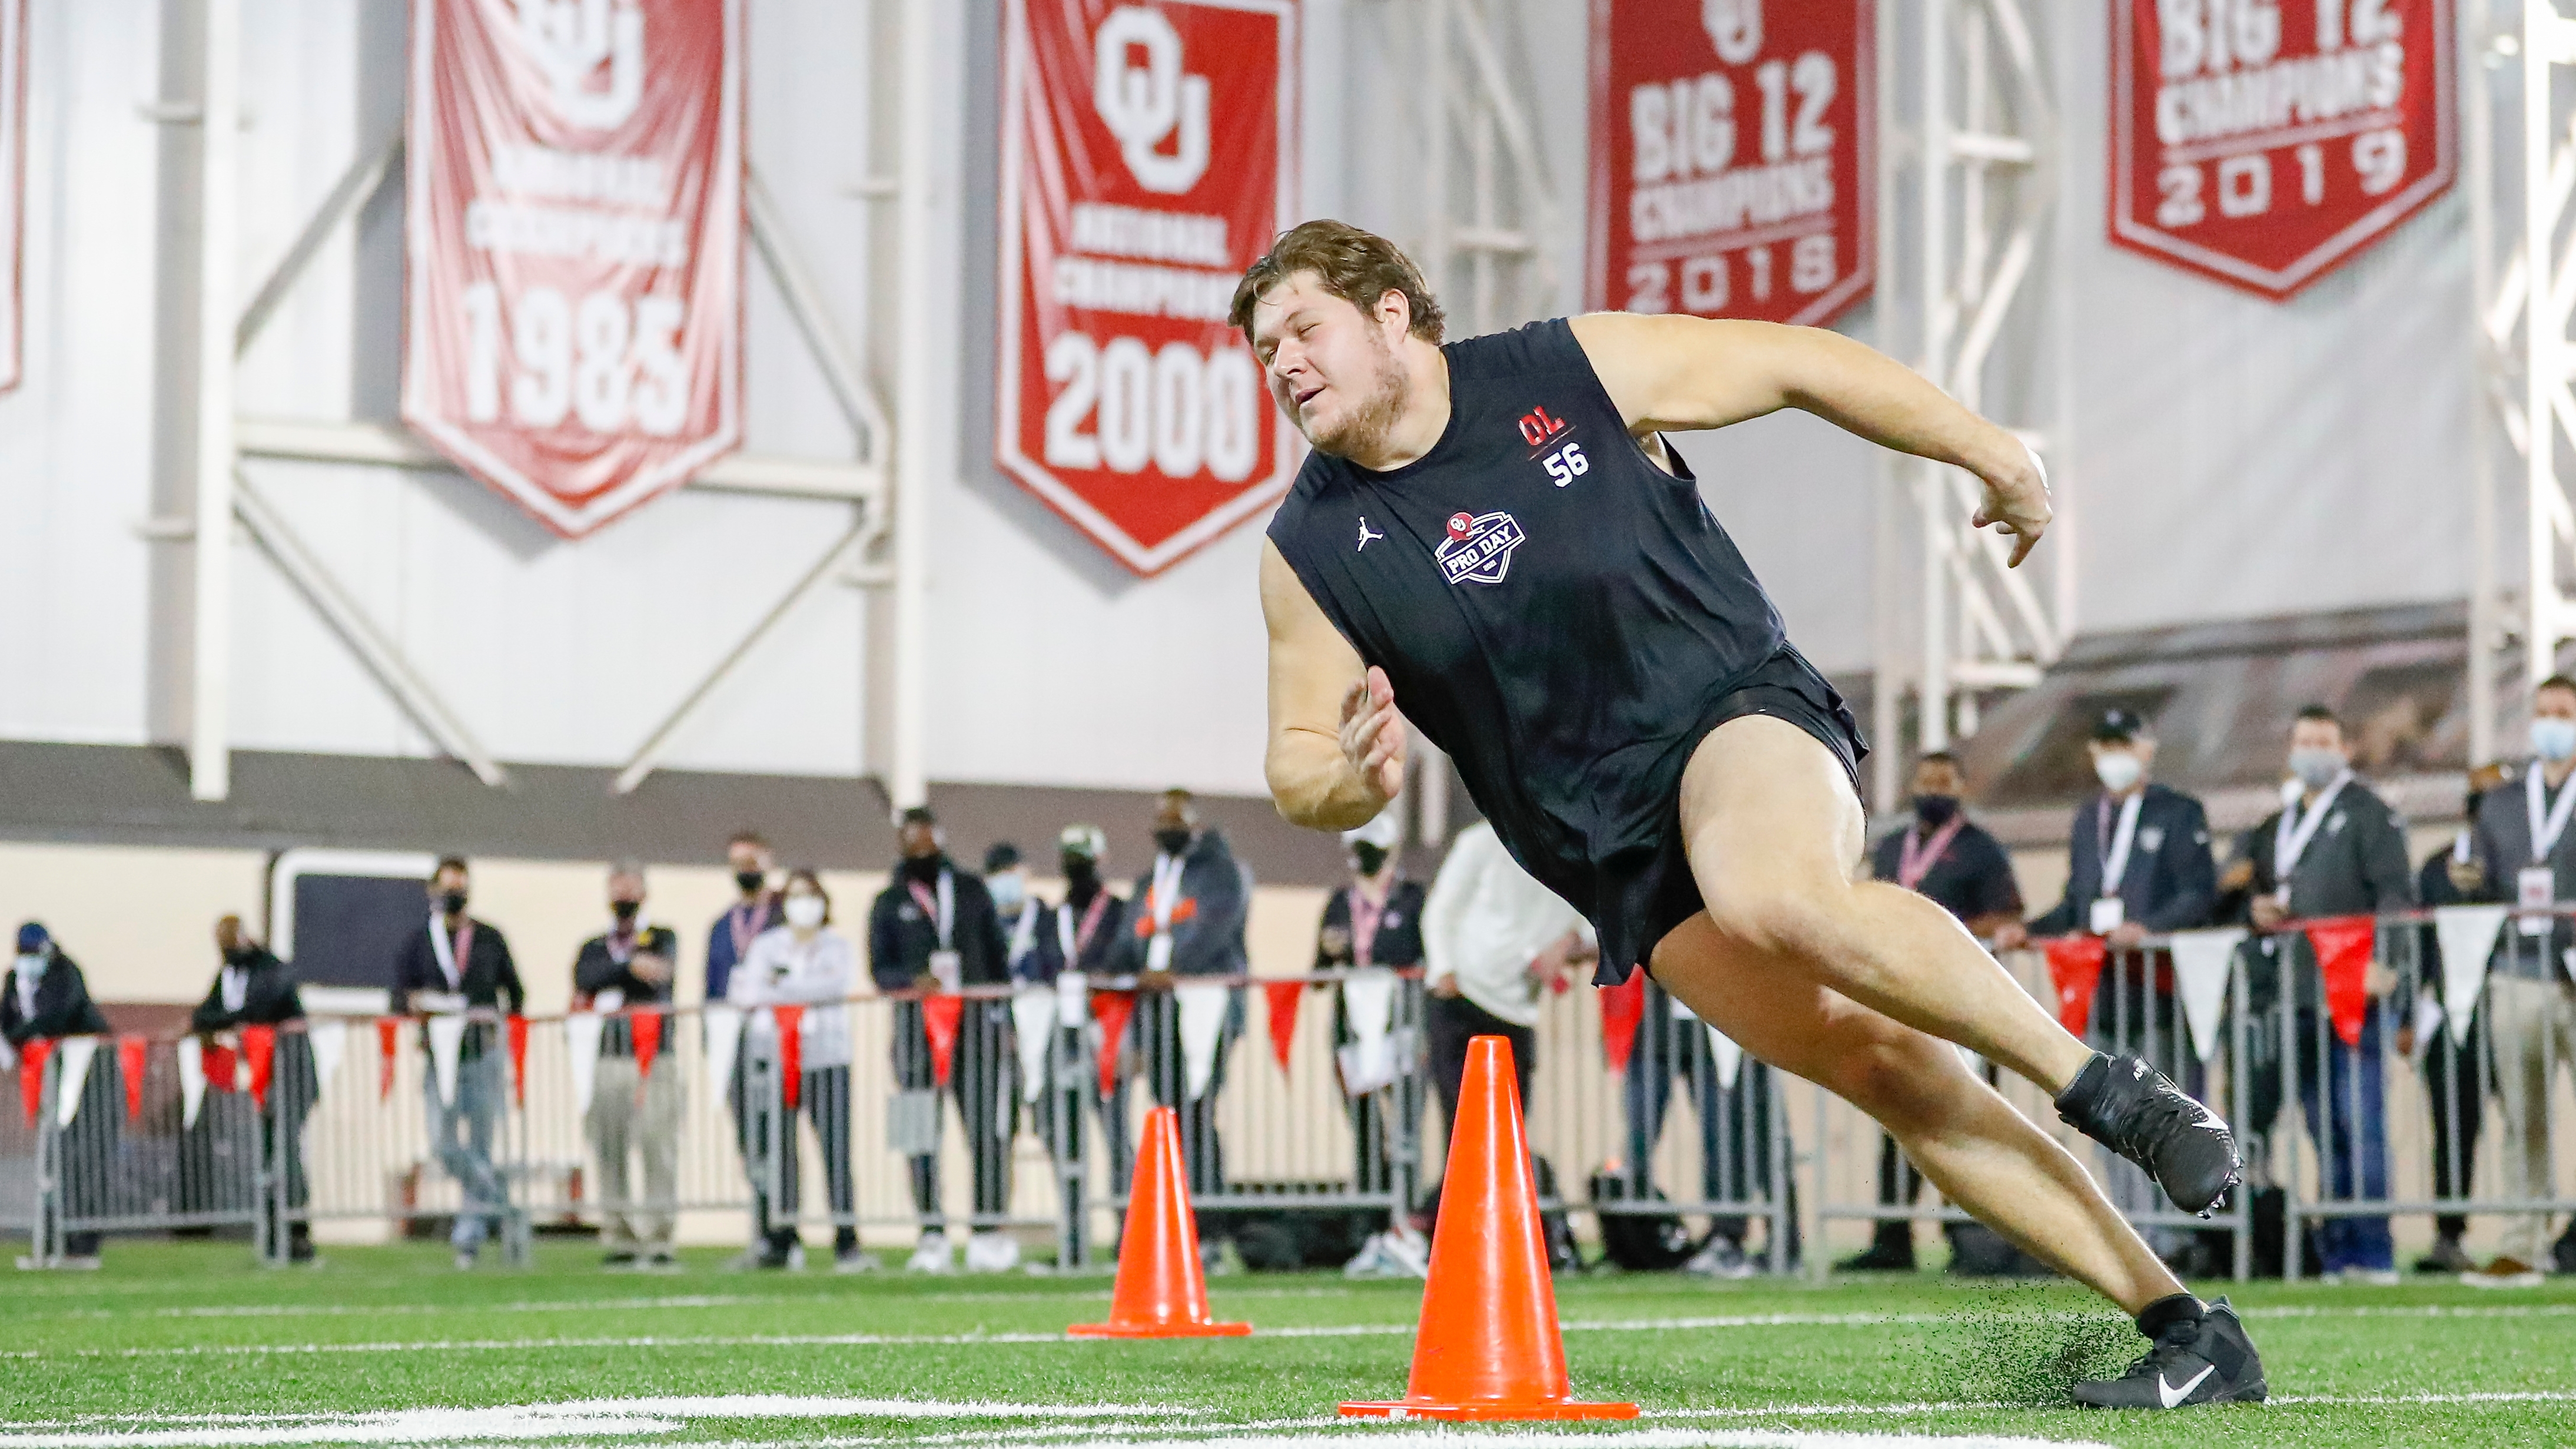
[912,873,960,990]
[2089,793,2145,936]
[2272,771,2352,910]
[2521,767,2576,936]
[1146,853,1187,974]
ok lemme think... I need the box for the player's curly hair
[1230,220,1446,344]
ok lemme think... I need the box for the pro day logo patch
[1438,510,1525,585]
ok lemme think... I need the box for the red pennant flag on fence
[1262,980,1303,1073]
[1599,967,1646,1074]
[773,1005,805,1107]
[2045,936,2109,1037]
[205,1040,239,1096]
[2305,915,2378,1049]
[506,1015,530,1105]
[1091,990,1136,1098]
[922,993,964,1088]
[118,1036,147,1120]
[376,1017,400,1100]
[242,1025,276,1109]
[630,1009,662,1080]
[16,1037,50,1126]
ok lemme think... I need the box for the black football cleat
[2054,1053,2241,1215]
[2072,1296,2266,1409]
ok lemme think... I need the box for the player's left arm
[1567,311,2051,566]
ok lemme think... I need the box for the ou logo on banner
[1094,6,1210,194]
[515,0,644,130]
[1703,0,1761,63]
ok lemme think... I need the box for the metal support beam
[235,129,400,359]
[234,417,884,503]
[231,472,509,787]
[613,510,875,795]
[190,0,241,802]
[1419,0,1558,336]
[1881,0,2064,765]
[2520,1,2576,709]
[746,166,893,459]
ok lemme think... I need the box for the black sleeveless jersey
[1267,318,1824,981]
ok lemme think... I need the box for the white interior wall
[0,1,2489,796]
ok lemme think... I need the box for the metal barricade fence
[4,966,1804,1270]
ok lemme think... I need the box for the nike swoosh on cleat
[2159,1364,2216,1408]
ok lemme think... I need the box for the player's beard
[1304,331,1410,462]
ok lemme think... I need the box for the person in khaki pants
[575,863,683,1269]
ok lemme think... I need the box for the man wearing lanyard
[391,857,525,1270]
[1053,825,1134,1202]
[1845,752,2025,1273]
[1114,790,1253,1257]
[867,808,1007,1273]
[1313,811,1428,1276]
[2238,707,2413,1283]
[190,916,318,1265]
[2024,711,2216,1259]
[705,831,776,1266]
[2458,675,2576,1286]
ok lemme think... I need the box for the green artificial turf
[2,1240,2572,1447]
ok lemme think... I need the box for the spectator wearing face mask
[2236,707,2414,1284]
[2412,762,2511,1275]
[868,808,1008,1273]
[1053,825,1134,1202]
[1312,809,1427,1276]
[189,916,316,1264]
[6,923,114,1269]
[2023,710,2216,1264]
[393,857,524,1269]
[1845,752,2024,1274]
[2454,676,2576,1286]
[573,863,683,1271]
[731,868,865,1272]
[1112,789,1252,1261]
[706,830,778,1258]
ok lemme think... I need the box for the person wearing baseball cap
[6,923,114,1269]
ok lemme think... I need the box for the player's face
[1249,274,1409,459]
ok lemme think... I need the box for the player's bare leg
[1648,913,2181,1312]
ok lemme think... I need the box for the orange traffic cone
[1340,1035,1636,1420]
[1068,1105,1250,1338]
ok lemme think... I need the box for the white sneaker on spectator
[1682,1236,1757,1279]
[1340,1233,1390,1278]
[782,1241,807,1272]
[61,1255,101,1272]
[721,1247,768,1272]
[453,1249,477,1272]
[834,1248,877,1274]
[964,1231,1020,1273]
[907,1231,954,1274]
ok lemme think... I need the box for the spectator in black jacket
[2237,707,2415,1282]
[5,923,114,1268]
[391,857,525,1269]
[190,916,317,1263]
[1053,824,1135,1214]
[2412,763,2507,1274]
[572,863,682,1269]
[868,807,1008,1272]
[1111,790,1252,1242]
[2023,709,2216,1256]
[1312,810,1425,1232]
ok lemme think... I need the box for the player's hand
[1971,442,2052,569]
[1338,666,1407,803]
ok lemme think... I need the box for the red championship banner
[1586,0,1873,325]
[997,0,1301,578]
[2110,0,2454,299]
[0,0,25,394]
[401,0,743,538]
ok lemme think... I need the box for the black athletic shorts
[1599,646,1868,986]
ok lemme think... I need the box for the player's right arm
[1262,540,1405,831]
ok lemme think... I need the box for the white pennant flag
[2168,928,2247,1063]
[563,1010,605,1115]
[2434,904,2508,1040]
[1175,982,1231,1102]
[54,1036,98,1127]
[178,1035,206,1128]
[0,1036,15,1074]
[701,1004,743,1106]
[1011,988,1057,1104]
[1704,1023,1743,1090]
[1336,969,1399,1096]
[306,1021,347,1105]
[425,1015,466,1108]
